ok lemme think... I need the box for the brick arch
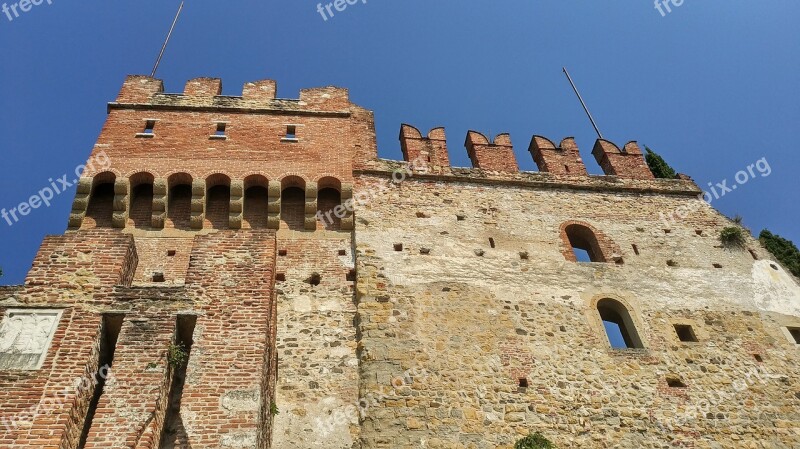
[243,174,269,190]
[166,172,193,230]
[204,173,231,189]
[128,171,155,189]
[85,171,117,229]
[316,176,342,192]
[128,172,155,229]
[243,175,269,230]
[167,172,193,188]
[559,220,620,263]
[91,171,117,186]
[279,174,307,190]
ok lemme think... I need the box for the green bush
[167,343,188,369]
[270,401,280,416]
[515,432,556,449]
[760,230,800,278]
[719,226,747,248]
[645,146,677,179]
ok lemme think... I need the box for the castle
[1,75,799,449]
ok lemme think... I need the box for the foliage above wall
[645,146,677,179]
[760,230,800,278]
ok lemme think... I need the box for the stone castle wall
[1,75,799,449]
[352,167,800,448]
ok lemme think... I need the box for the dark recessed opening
[143,120,155,134]
[748,249,759,260]
[519,251,529,260]
[215,122,227,136]
[415,212,429,218]
[278,249,288,256]
[632,244,640,256]
[276,273,286,282]
[307,273,321,286]
[489,238,495,248]
[346,269,356,282]
[788,327,800,345]
[456,214,465,221]
[518,378,529,388]
[285,125,297,139]
[667,260,678,267]
[713,263,723,269]
[674,324,698,342]
[754,354,763,363]
[167,250,176,257]
[664,229,672,234]
[564,164,570,173]
[393,243,403,252]
[338,249,347,256]
[666,376,687,388]
[152,272,165,283]
[419,247,431,255]
[771,264,779,271]
[695,230,703,236]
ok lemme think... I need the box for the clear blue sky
[1,1,798,284]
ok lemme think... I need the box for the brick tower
[2,75,800,449]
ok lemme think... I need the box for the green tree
[645,146,678,179]
[759,230,800,278]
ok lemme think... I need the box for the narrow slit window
[144,120,156,134]
[632,244,640,255]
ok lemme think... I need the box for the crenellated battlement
[113,75,351,113]
[394,123,679,185]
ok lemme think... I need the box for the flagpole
[151,1,185,78]
[562,67,603,139]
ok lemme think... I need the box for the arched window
[597,298,643,349]
[243,175,269,229]
[563,223,607,262]
[85,172,116,228]
[129,172,154,229]
[205,174,231,230]
[280,176,306,231]
[167,173,192,230]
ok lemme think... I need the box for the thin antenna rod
[151,1,185,78]
[562,67,603,139]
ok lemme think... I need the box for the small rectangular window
[215,123,226,136]
[286,125,297,139]
[674,324,698,342]
[144,120,156,134]
[788,327,800,345]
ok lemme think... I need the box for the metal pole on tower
[562,67,604,139]
[151,1,185,78]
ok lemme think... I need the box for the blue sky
[0,1,798,284]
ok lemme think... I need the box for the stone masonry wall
[271,231,360,449]
[353,171,800,449]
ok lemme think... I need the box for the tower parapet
[399,124,450,172]
[529,135,588,176]
[464,131,518,172]
[592,139,655,179]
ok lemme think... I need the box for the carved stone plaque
[0,309,62,370]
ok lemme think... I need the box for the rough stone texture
[2,74,800,449]
[353,168,800,448]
